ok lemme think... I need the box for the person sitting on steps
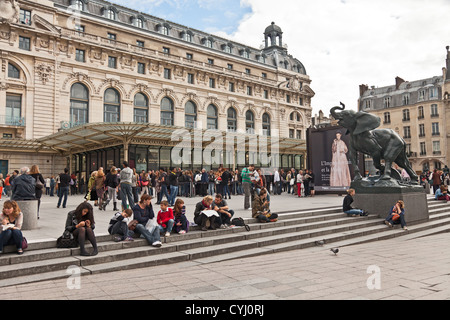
[252,188,278,223]
[193,195,217,231]
[342,188,369,217]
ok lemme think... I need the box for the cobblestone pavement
[3,230,449,300]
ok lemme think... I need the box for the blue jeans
[134,223,161,244]
[159,219,174,234]
[222,184,231,198]
[159,184,169,203]
[120,183,134,209]
[385,213,407,228]
[0,228,23,251]
[168,185,178,206]
[208,182,215,196]
[57,186,69,208]
[345,209,363,216]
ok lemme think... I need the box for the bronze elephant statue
[330,102,418,184]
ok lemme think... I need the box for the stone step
[0,204,449,287]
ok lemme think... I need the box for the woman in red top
[157,200,174,237]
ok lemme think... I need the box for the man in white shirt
[273,168,281,195]
[119,161,134,209]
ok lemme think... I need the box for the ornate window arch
[7,63,21,79]
[134,92,148,123]
[161,97,174,126]
[262,112,271,136]
[185,100,197,129]
[207,104,218,130]
[70,83,89,125]
[245,110,255,134]
[104,88,120,122]
[227,107,237,132]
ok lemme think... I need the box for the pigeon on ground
[330,248,339,255]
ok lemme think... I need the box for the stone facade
[0,0,314,177]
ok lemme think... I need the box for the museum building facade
[0,0,315,178]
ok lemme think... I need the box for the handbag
[392,213,400,221]
[22,237,28,250]
[231,217,250,232]
[36,178,44,190]
[56,230,79,248]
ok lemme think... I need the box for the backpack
[231,217,250,231]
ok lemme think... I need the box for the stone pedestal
[16,200,39,230]
[351,177,429,225]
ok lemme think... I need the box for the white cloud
[217,0,450,116]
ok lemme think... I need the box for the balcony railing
[0,115,26,127]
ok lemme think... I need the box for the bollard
[15,200,39,230]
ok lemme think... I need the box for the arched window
[207,104,218,130]
[70,83,89,125]
[262,113,271,136]
[134,93,148,123]
[104,88,120,122]
[245,110,254,134]
[290,112,301,122]
[135,18,143,28]
[185,100,197,128]
[227,107,237,132]
[74,0,84,11]
[7,63,20,79]
[106,9,115,20]
[161,97,174,126]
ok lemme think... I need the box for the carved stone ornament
[36,63,53,85]
[0,0,20,25]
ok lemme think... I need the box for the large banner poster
[307,126,362,192]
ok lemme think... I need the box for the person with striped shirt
[241,164,254,210]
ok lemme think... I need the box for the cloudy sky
[110,0,450,116]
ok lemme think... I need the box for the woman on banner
[330,131,352,187]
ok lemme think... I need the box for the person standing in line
[103,166,119,211]
[29,165,45,218]
[50,176,55,197]
[157,168,170,204]
[296,170,303,197]
[167,168,179,207]
[45,176,51,196]
[241,164,254,210]
[273,168,281,195]
[57,168,71,209]
[95,168,106,211]
[119,161,134,210]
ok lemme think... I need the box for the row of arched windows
[69,83,272,135]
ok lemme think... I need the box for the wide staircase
[1,197,449,287]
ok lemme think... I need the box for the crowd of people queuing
[0,161,316,256]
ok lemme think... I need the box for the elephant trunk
[330,102,346,120]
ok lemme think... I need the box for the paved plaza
[2,189,449,301]
[2,227,449,301]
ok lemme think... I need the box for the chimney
[359,84,368,97]
[395,76,405,90]
[446,46,450,82]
